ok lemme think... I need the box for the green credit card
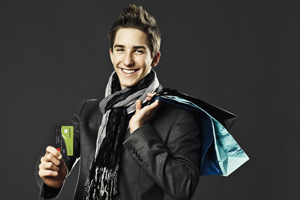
[55,126,73,156]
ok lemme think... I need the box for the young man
[36,5,201,200]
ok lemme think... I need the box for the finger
[150,99,161,109]
[43,152,61,166]
[39,161,60,172]
[146,96,152,101]
[147,92,156,98]
[146,92,157,101]
[46,146,62,160]
[135,99,142,111]
[39,168,58,178]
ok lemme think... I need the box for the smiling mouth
[121,68,139,74]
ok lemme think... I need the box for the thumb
[135,99,142,112]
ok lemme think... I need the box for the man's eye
[135,50,144,54]
[116,48,124,52]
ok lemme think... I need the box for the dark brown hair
[108,4,161,58]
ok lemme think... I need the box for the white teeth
[122,69,135,74]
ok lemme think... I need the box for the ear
[151,52,161,67]
[109,48,113,64]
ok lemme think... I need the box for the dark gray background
[1,0,299,199]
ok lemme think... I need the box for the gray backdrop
[1,0,299,199]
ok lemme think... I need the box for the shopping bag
[150,89,249,176]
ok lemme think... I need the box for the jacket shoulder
[159,101,196,119]
[75,99,101,118]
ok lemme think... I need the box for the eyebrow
[113,44,146,49]
[133,46,146,49]
[113,44,124,48]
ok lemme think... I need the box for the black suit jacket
[36,99,201,200]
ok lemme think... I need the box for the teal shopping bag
[150,90,249,176]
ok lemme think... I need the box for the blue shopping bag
[150,89,249,176]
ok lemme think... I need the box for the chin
[121,81,137,89]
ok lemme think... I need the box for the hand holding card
[38,126,73,188]
[38,146,67,188]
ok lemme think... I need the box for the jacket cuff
[123,123,168,166]
[41,184,62,199]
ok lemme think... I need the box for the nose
[123,52,134,66]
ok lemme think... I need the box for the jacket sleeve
[123,107,201,200]
[35,100,85,199]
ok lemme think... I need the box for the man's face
[110,28,160,89]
